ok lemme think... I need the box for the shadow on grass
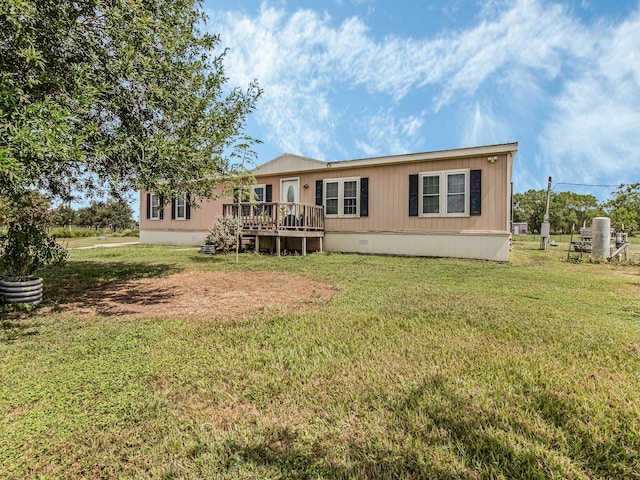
[1,260,181,332]
[387,376,545,478]
[385,375,633,478]
[216,374,631,478]
[186,252,244,264]
[221,427,342,479]
[41,260,182,306]
[0,317,42,344]
[219,423,471,479]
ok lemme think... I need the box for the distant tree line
[513,184,640,234]
[50,199,136,232]
[1,192,136,233]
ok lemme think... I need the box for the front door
[280,178,299,226]
[281,178,299,204]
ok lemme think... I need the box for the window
[325,181,339,215]
[422,174,440,215]
[419,170,469,217]
[150,194,161,220]
[175,196,186,220]
[324,178,360,217]
[253,184,265,202]
[446,173,466,214]
[343,180,357,215]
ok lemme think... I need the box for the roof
[252,143,518,176]
[251,153,328,176]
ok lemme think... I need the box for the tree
[95,199,134,232]
[604,183,640,233]
[76,202,101,230]
[514,190,603,234]
[1,0,261,202]
[0,190,67,280]
[50,204,77,229]
[513,190,546,233]
[75,199,134,231]
[550,191,601,233]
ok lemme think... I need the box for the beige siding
[267,154,511,234]
[140,151,513,242]
[139,186,228,236]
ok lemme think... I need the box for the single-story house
[140,142,518,261]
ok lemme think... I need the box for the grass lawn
[1,243,639,478]
[57,235,140,249]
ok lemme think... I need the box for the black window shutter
[146,193,151,219]
[360,178,369,217]
[315,180,323,206]
[171,198,176,220]
[159,195,164,220]
[470,170,481,215]
[265,184,272,202]
[409,174,418,216]
[186,194,191,219]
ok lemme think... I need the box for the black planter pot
[0,277,43,305]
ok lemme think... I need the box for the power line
[555,182,619,187]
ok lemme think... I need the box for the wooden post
[624,232,629,261]
[276,236,281,256]
[319,237,323,253]
[302,205,306,231]
[302,237,307,256]
[255,235,259,253]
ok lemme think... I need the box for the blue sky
[202,0,640,202]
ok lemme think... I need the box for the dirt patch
[62,271,333,321]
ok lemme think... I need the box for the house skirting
[141,229,511,261]
[323,231,511,261]
[141,230,208,246]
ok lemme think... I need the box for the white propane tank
[591,217,610,260]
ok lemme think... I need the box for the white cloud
[208,0,640,191]
[432,1,591,110]
[538,8,640,185]
[401,115,423,138]
[210,5,341,158]
[461,102,510,147]
[354,109,426,157]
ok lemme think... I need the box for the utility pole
[540,176,552,250]
[67,178,73,232]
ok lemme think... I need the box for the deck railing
[222,202,325,232]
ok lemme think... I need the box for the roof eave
[252,142,519,177]
[326,143,519,169]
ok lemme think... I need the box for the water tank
[591,217,610,260]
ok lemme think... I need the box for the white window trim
[150,193,161,220]
[419,169,470,217]
[324,177,360,218]
[175,195,187,220]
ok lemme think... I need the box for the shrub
[0,192,68,280]
[112,229,140,238]
[204,216,239,252]
[49,228,96,238]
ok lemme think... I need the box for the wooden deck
[222,202,324,255]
